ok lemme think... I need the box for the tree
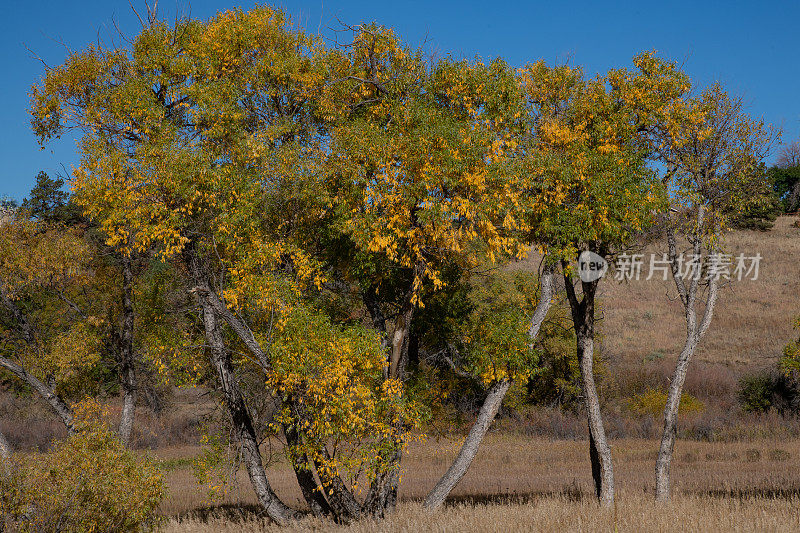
[0,216,95,434]
[726,163,780,230]
[324,41,527,381]
[512,53,691,504]
[647,84,777,502]
[30,7,330,523]
[20,171,79,224]
[29,7,442,524]
[778,140,800,168]
[422,264,556,509]
[320,28,546,512]
[769,140,800,213]
[0,173,157,450]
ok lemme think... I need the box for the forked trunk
[655,219,719,502]
[198,299,298,525]
[363,444,403,517]
[188,251,298,525]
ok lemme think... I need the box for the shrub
[627,388,704,418]
[737,371,799,414]
[0,401,164,532]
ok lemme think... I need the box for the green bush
[737,371,799,414]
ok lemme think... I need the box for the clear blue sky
[1,0,798,201]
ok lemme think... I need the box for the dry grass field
[161,434,800,531]
[165,496,800,532]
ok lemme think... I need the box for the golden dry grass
[164,495,800,533]
[159,434,800,531]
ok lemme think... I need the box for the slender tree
[423,261,556,509]
[648,85,777,502]
[514,53,691,504]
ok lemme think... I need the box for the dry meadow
[162,435,800,531]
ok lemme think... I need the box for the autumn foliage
[0,3,778,527]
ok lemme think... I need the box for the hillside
[521,216,799,384]
[601,216,799,370]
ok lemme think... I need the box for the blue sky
[1,0,798,201]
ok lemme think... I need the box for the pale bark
[389,282,418,381]
[577,330,614,504]
[423,263,556,510]
[0,425,11,459]
[423,379,510,509]
[188,248,375,521]
[655,208,719,502]
[187,250,298,525]
[0,356,74,434]
[117,255,137,447]
[564,264,614,505]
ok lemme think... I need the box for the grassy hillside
[519,215,799,380]
[599,215,800,371]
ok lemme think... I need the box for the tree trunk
[0,425,11,459]
[287,399,363,523]
[0,357,74,434]
[363,444,403,517]
[655,219,719,502]
[564,266,614,505]
[423,262,556,510]
[187,251,298,525]
[654,333,698,501]
[389,301,414,381]
[312,451,363,522]
[117,255,137,447]
[284,420,333,519]
[198,299,299,525]
[362,269,422,515]
[423,379,510,509]
[577,328,614,504]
